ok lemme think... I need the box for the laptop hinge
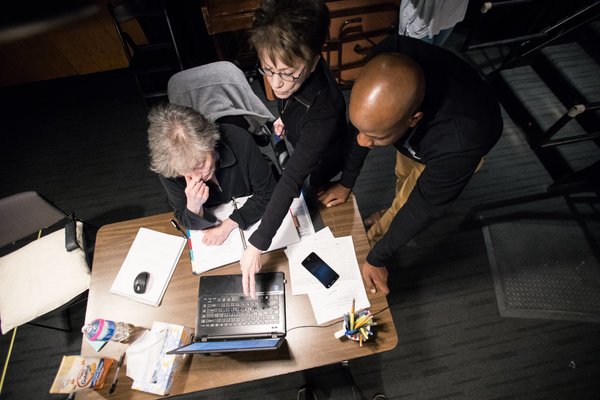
[271,333,278,339]
[201,336,208,342]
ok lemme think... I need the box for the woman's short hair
[250,0,329,67]
[147,103,220,178]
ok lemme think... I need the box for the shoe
[364,208,388,228]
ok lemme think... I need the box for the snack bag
[50,355,114,394]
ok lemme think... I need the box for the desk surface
[78,196,397,399]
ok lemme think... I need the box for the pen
[289,208,300,235]
[343,312,349,331]
[109,353,125,394]
[170,219,194,261]
[231,197,248,250]
[170,219,188,239]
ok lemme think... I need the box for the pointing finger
[249,271,256,299]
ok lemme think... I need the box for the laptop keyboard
[199,295,280,327]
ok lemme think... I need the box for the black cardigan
[249,58,350,250]
[342,35,504,267]
[159,123,277,230]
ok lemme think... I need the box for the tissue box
[131,321,192,395]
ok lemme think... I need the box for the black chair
[107,0,183,107]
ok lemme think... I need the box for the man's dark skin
[318,53,426,295]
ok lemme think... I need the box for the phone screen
[301,252,339,288]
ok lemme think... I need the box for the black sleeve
[366,146,482,267]
[158,175,217,230]
[248,106,340,250]
[339,123,370,188]
[228,131,277,230]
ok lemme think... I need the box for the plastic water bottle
[81,318,134,343]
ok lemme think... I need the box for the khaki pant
[367,152,485,245]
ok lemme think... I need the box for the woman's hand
[202,218,237,246]
[184,175,209,216]
[240,245,262,298]
[273,117,286,138]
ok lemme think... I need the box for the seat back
[0,192,66,248]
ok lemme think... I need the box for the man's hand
[362,261,390,295]
[317,183,351,208]
[240,244,262,298]
[184,175,209,216]
[202,218,237,246]
[273,117,286,138]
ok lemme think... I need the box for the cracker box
[50,355,114,394]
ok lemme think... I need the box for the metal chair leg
[0,327,18,395]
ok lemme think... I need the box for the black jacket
[159,123,277,230]
[249,58,350,250]
[342,35,503,267]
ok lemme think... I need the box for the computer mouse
[133,271,150,294]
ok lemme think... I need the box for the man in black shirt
[319,35,503,295]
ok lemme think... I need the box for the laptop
[168,272,286,354]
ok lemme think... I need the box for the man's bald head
[350,53,426,147]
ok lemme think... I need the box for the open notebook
[189,196,303,274]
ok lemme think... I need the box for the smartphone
[301,252,339,289]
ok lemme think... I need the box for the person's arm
[339,124,371,189]
[362,261,390,295]
[366,148,482,267]
[227,129,277,230]
[318,124,370,207]
[249,109,339,250]
[158,175,218,230]
[242,102,342,297]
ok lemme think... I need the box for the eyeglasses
[257,64,307,82]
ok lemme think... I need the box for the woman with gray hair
[148,103,276,246]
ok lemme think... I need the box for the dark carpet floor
[1,43,600,400]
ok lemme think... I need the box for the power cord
[287,305,390,333]
[290,305,391,400]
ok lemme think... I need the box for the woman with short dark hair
[241,0,355,297]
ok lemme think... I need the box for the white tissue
[125,329,167,382]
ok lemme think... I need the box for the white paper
[285,227,334,295]
[285,234,370,324]
[290,193,315,237]
[110,228,186,306]
[190,195,300,274]
[126,329,167,382]
[308,279,370,325]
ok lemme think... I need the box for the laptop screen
[167,337,284,354]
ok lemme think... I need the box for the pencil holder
[334,309,375,347]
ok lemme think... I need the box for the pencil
[231,197,248,250]
[349,298,355,330]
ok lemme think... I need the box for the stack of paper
[285,228,370,324]
[189,195,303,274]
[110,228,186,306]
